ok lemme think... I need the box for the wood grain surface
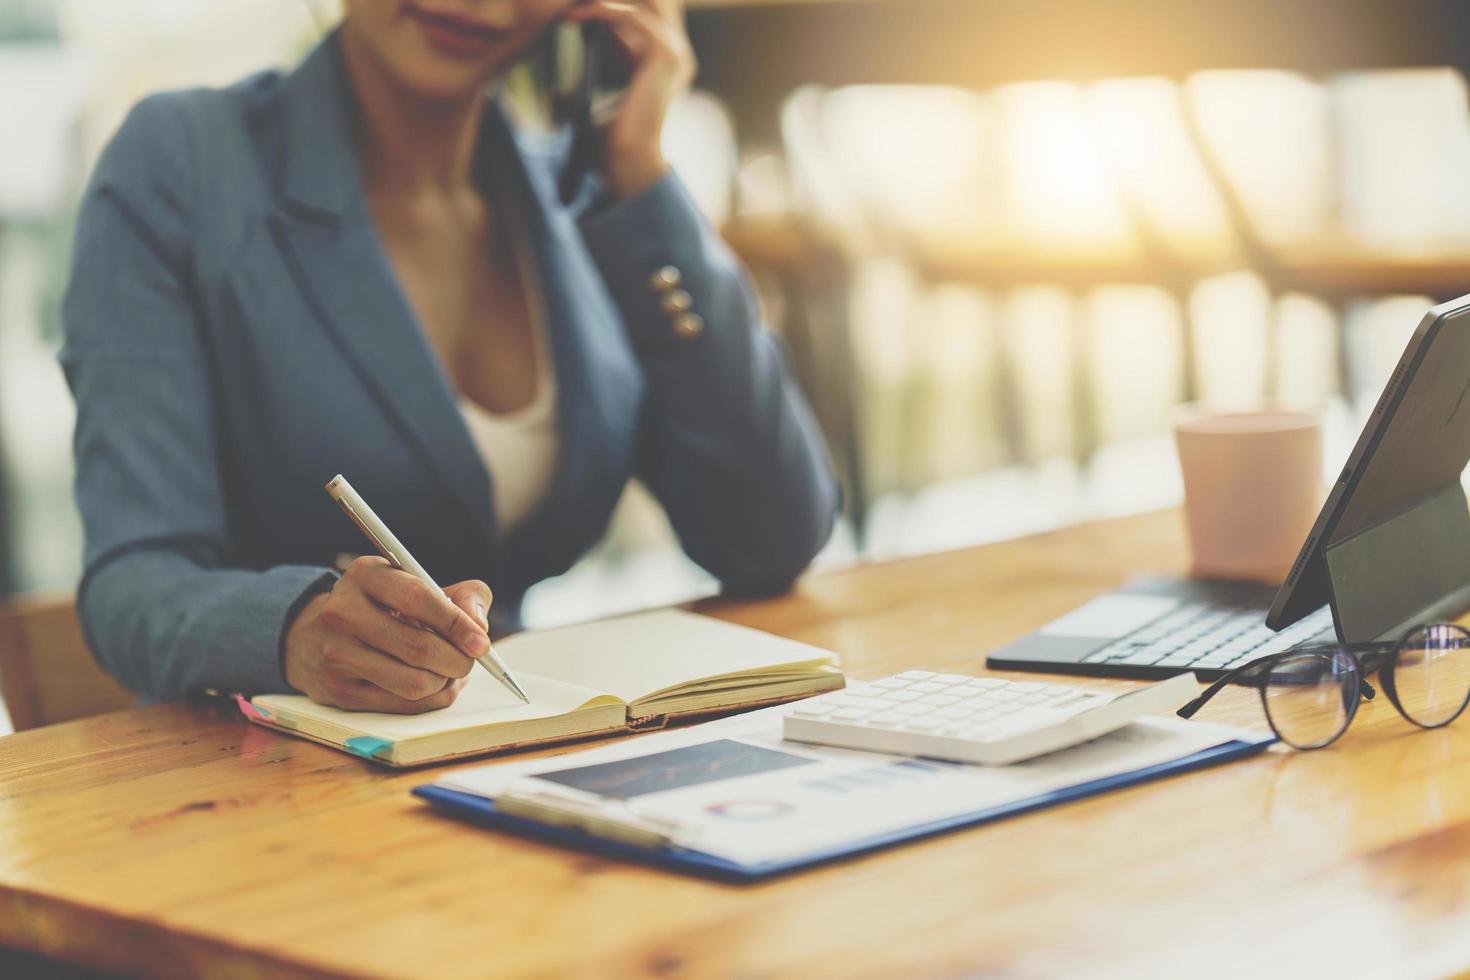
[4,509,1470,979]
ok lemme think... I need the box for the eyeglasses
[1176,623,1470,749]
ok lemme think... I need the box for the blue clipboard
[412,736,1271,882]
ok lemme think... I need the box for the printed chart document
[425,706,1273,872]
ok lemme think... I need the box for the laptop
[989,292,1470,681]
[987,577,1334,681]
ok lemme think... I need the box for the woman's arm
[63,95,494,705]
[581,176,840,592]
[569,0,839,591]
[61,95,340,700]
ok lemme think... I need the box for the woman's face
[342,0,571,102]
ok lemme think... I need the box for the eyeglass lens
[1259,650,1358,749]
[1390,623,1470,728]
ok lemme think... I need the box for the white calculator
[782,670,1200,766]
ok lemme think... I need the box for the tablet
[1268,293,1470,641]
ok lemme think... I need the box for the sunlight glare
[996,81,1136,256]
[1088,77,1234,262]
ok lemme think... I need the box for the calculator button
[886,691,922,703]
[909,683,946,693]
[902,720,943,733]
[919,694,961,706]
[792,703,835,717]
[872,677,910,689]
[974,678,1006,689]
[935,674,969,685]
[870,713,907,726]
[991,690,1023,702]
[831,708,873,721]
[1007,682,1043,693]
[898,670,936,680]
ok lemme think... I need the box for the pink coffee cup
[1174,407,1325,582]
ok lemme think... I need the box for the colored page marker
[344,736,393,760]
[234,694,272,721]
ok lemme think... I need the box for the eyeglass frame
[1175,622,1470,749]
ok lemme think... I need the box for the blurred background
[5,0,1470,729]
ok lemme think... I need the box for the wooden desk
[5,509,1470,978]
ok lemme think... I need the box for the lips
[404,2,510,58]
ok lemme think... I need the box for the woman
[61,0,838,713]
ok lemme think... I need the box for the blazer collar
[278,30,366,223]
[270,32,499,557]
[268,32,642,583]
[478,106,643,584]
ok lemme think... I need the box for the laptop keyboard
[1080,602,1335,674]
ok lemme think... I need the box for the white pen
[324,474,530,705]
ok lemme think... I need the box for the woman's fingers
[286,562,479,714]
[331,589,474,679]
[566,0,694,197]
[347,558,451,628]
[582,0,686,30]
[346,558,490,660]
[443,579,493,632]
[320,635,455,703]
[566,1,690,75]
[328,674,468,714]
[648,0,684,24]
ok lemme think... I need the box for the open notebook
[241,610,844,767]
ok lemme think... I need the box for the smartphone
[509,13,632,200]
[514,22,625,122]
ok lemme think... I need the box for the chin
[394,54,508,102]
[343,4,544,105]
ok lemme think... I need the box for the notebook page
[253,671,616,742]
[496,610,837,705]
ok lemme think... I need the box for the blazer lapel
[268,35,498,554]
[482,106,643,581]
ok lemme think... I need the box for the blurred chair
[0,593,133,732]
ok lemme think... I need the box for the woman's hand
[283,557,493,713]
[565,0,696,199]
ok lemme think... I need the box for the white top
[458,170,560,534]
[459,328,558,533]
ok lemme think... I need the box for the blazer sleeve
[60,95,335,701]
[579,173,840,592]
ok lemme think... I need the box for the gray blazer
[61,33,838,701]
